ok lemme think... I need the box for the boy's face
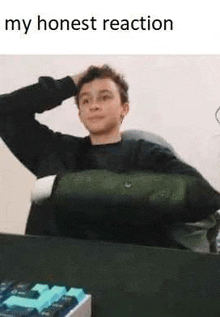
[78,78,129,137]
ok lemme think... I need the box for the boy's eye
[101,94,111,100]
[81,98,89,105]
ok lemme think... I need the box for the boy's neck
[90,131,122,145]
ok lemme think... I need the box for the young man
[0,65,220,251]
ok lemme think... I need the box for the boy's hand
[70,71,86,86]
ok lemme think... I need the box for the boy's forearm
[0,76,78,114]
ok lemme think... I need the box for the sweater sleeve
[0,76,78,176]
[48,170,220,226]
[0,76,78,114]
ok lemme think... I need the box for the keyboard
[0,280,91,317]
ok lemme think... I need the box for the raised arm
[0,76,77,114]
[0,76,78,176]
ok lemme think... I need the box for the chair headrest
[122,129,175,153]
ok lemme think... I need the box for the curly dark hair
[75,65,129,106]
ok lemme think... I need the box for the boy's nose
[89,101,100,110]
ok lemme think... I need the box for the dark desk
[0,233,220,316]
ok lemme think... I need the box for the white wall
[0,55,220,234]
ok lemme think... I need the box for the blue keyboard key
[66,288,85,302]
[31,285,49,295]
[0,280,90,317]
[4,286,67,312]
[0,283,39,302]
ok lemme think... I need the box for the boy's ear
[120,102,129,123]
[122,102,129,117]
[78,108,82,122]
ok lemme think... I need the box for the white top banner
[0,0,220,54]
